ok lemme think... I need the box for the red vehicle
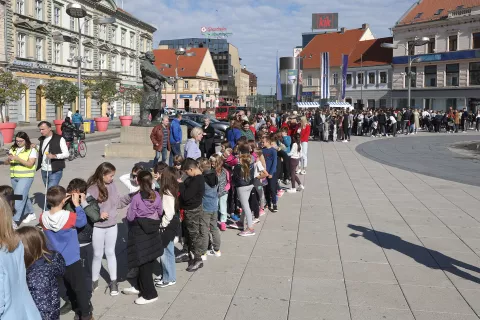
[215,104,237,121]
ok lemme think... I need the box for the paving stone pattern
[2,135,480,319]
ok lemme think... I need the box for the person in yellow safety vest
[5,132,38,225]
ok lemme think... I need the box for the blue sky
[122,0,416,94]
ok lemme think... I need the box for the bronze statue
[138,51,173,126]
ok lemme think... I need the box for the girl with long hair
[17,226,66,320]
[210,154,230,231]
[299,116,311,175]
[126,171,163,305]
[0,197,42,320]
[6,131,37,224]
[287,134,304,193]
[232,153,255,236]
[87,162,132,296]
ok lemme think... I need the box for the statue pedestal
[105,125,188,159]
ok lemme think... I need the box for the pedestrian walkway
[46,136,480,320]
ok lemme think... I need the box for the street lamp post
[381,37,429,109]
[64,3,115,117]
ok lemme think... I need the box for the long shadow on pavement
[348,224,480,284]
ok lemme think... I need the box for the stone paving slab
[3,133,480,319]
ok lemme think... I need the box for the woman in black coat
[200,117,215,158]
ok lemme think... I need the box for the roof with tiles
[300,28,366,68]
[348,37,393,67]
[397,0,480,26]
[152,48,209,78]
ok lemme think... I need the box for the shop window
[470,62,480,85]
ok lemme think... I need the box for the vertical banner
[341,54,348,100]
[296,57,302,102]
[320,52,330,99]
[276,51,282,101]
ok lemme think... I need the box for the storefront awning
[297,102,320,108]
[327,102,353,110]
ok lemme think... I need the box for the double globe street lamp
[54,1,115,117]
[381,37,429,109]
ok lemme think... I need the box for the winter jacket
[127,218,163,268]
[40,207,87,266]
[150,124,171,151]
[27,252,66,320]
[203,169,219,212]
[169,118,182,144]
[72,113,83,124]
[179,174,205,210]
[64,194,101,245]
[227,128,242,148]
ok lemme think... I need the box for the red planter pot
[94,117,110,132]
[0,122,17,144]
[53,119,64,135]
[119,115,133,127]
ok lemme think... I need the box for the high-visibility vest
[9,148,36,178]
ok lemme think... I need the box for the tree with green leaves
[0,71,28,123]
[43,80,78,120]
[118,86,142,115]
[83,76,118,116]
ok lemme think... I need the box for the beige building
[239,67,250,106]
[6,0,155,122]
[153,47,218,111]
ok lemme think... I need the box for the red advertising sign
[312,13,339,30]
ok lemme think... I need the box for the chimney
[340,27,346,34]
[362,23,369,30]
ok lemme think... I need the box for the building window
[357,72,364,85]
[111,55,116,71]
[449,35,458,51]
[405,66,416,87]
[408,41,415,55]
[380,99,387,108]
[53,6,60,25]
[53,42,60,64]
[470,62,480,85]
[17,33,26,58]
[368,72,375,84]
[424,65,437,87]
[83,49,91,68]
[307,75,312,86]
[16,0,24,14]
[111,27,117,43]
[121,29,126,46]
[446,64,459,86]
[84,18,89,35]
[130,32,135,49]
[333,73,338,85]
[346,74,352,85]
[473,33,480,49]
[446,98,457,109]
[35,0,43,20]
[70,17,75,31]
[35,38,43,61]
[100,53,106,69]
[380,71,387,84]
[100,25,107,40]
[184,80,189,89]
[121,58,126,73]
[129,58,134,75]
[428,37,435,53]
[368,99,375,109]
[69,45,75,66]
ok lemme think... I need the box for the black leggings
[63,260,92,317]
[277,150,290,181]
[290,158,301,188]
[138,260,157,300]
[264,174,278,206]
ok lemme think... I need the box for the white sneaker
[295,169,301,174]
[298,185,305,190]
[286,188,297,193]
[122,286,140,295]
[23,213,36,223]
[135,297,158,305]
[154,275,162,283]
[207,249,221,257]
[301,170,307,175]
[201,253,208,261]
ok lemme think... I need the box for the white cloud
[123,0,415,94]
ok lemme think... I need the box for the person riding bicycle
[61,117,78,143]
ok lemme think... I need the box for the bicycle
[66,131,87,161]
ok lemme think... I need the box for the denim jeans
[153,147,168,167]
[218,193,228,223]
[160,241,176,282]
[169,143,181,166]
[41,169,63,189]
[10,177,34,222]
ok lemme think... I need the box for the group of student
[0,111,312,320]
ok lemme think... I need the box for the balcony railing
[448,8,472,18]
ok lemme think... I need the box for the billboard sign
[293,47,302,57]
[201,26,233,39]
[312,13,338,30]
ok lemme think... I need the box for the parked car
[169,117,225,143]
[180,113,229,132]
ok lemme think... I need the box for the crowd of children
[0,111,311,319]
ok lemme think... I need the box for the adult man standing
[150,115,171,167]
[169,113,182,166]
[36,121,69,189]
[72,110,83,130]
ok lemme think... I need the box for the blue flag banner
[320,52,330,99]
[276,52,282,101]
[341,54,348,100]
